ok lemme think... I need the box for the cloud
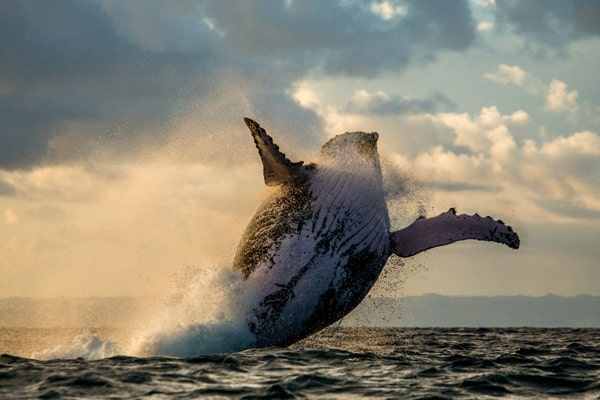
[311,95,598,221]
[202,0,476,76]
[477,21,494,32]
[345,90,455,115]
[493,0,600,48]
[288,83,460,157]
[519,132,600,218]
[4,209,18,224]
[417,108,600,220]
[0,179,15,196]
[0,0,478,169]
[1,165,114,203]
[0,0,214,169]
[99,0,221,53]
[369,1,408,21]
[536,198,600,220]
[434,106,525,158]
[544,79,579,113]
[26,205,68,222]
[538,130,600,157]
[484,65,580,114]
[483,64,541,94]
[293,85,598,221]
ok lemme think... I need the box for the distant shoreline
[345,294,600,328]
[2,294,599,328]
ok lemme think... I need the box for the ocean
[1,327,599,399]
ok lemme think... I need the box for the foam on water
[32,264,261,360]
[31,333,120,360]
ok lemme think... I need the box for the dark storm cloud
[494,0,600,48]
[248,91,323,153]
[346,92,455,115]
[205,0,476,77]
[0,0,220,169]
[0,0,476,169]
[0,0,123,87]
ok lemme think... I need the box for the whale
[235,118,519,348]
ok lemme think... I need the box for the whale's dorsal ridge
[244,117,310,186]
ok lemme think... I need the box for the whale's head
[317,131,381,172]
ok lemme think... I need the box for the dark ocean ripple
[1,328,599,399]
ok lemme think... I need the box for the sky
[1,0,600,298]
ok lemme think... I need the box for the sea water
[1,327,599,398]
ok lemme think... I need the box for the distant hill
[1,294,599,328]
[345,294,600,327]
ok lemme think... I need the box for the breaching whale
[235,118,519,348]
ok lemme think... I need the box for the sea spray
[31,333,120,360]
[29,149,431,359]
[31,263,261,359]
[346,156,429,325]
[127,263,259,357]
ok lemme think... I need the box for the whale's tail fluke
[390,208,520,258]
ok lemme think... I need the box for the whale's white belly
[241,164,390,346]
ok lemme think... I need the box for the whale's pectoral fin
[390,208,520,258]
[244,117,309,186]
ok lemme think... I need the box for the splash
[342,156,430,326]
[26,126,431,360]
[32,334,119,360]
[31,263,261,360]
[127,264,259,357]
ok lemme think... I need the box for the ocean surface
[1,327,599,399]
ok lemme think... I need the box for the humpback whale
[235,118,519,348]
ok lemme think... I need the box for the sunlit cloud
[1,1,599,300]
[295,85,600,223]
[539,131,600,157]
[483,64,542,94]
[4,208,18,224]
[417,112,600,221]
[369,1,408,21]
[346,90,454,116]
[544,79,579,114]
[476,21,494,32]
[485,64,580,114]
[434,106,524,156]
